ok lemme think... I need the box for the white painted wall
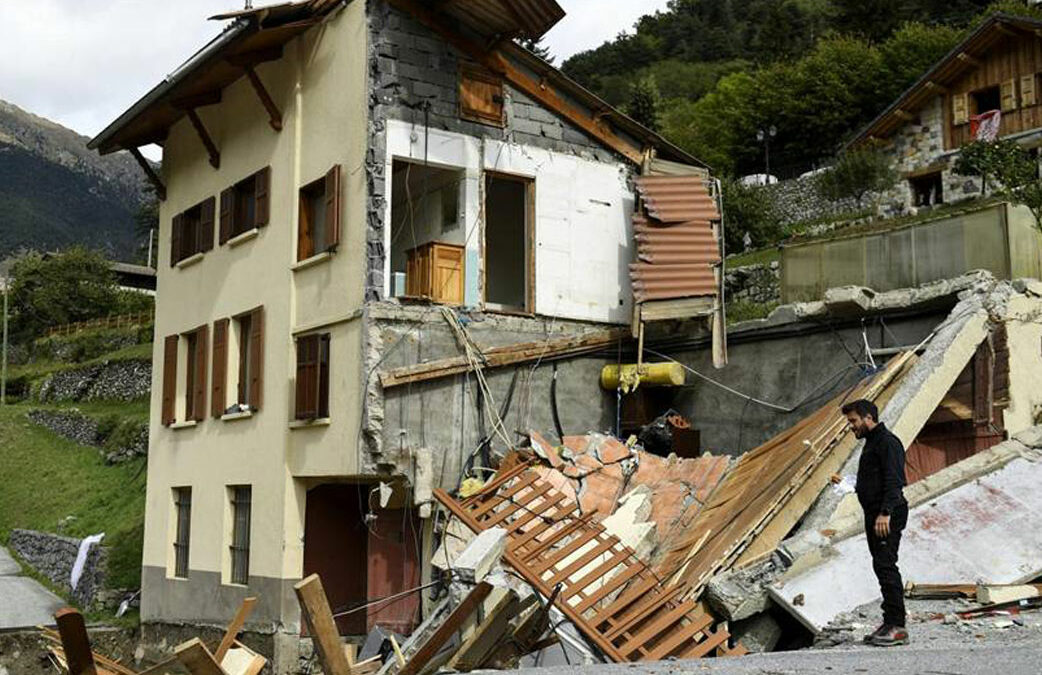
[382,119,635,324]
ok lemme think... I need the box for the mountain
[0,100,148,263]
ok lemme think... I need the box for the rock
[732,613,783,653]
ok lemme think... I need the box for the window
[971,86,1001,115]
[295,333,330,420]
[162,325,208,425]
[229,485,252,585]
[298,165,342,261]
[211,308,264,417]
[910,171,944,207]
[172,487,192,579]
[170,197,215,265]
[220,166,270,243]
[484,173,533,312]
[460,65,505,127]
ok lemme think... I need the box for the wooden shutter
[1021,74,1037,107]
[297,193,313,262]
[254,166,271,228]
[295,335,319,420]
[318,334,331,418]
[324,164,342,251]
[198,197,215,253]
[460,66,505,126]
[1001,78,1017,111]
[211,318,229,418]
[192,325,208,422]
[248,306,264,410]
[170,214,183,267]
[219,188,233,245]
[953,93,969,125]
[162,335,178,425]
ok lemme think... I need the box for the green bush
[721,178,784,251]
[816,145,897,209]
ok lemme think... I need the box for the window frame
[172,487,192,579]
[295,332,331,421]
[482,170,535,314]
[171,196,215,266]
[297,165,341,262]
[229,485,252,586]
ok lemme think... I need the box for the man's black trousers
[864,503,908,627]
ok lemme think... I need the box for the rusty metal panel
[367,507,422,635]
[303,485,368,636]
[630,176,721,305]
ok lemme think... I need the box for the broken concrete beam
[453,527,507,584]
[977,584,1042,605]
[703,562,777,622]
[823,286,875,314]
[730,613,783,653]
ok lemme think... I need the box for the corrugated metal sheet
[630,176,721,304]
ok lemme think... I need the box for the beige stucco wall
[142,1,368,627]
[1002,291,1042,433]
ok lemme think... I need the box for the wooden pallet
[434,466,744,662]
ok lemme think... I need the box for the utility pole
[757,125,777,183]
[2,282,9,406]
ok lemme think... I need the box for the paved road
[0,546,63,629]
[516,645,1042,675]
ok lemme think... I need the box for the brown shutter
[254,166,270,228]
[324,164,342,251]
[297,194,312,262]
[219,188,233,245]
[318,333,331,418]
[248,306,264,410]
[199,197,216,252]
[170,214,183,267]
[1001,78,1017,112]
[1021,74,1037,107]
[295,335,318,420]
[953,93,968,125]
[192,325,208,422]
[460,66,505,126]
[211,318,229,418]
[162,335,178,425]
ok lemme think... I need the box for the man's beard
[852,426,866,438]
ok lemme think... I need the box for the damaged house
[87,0,724,670]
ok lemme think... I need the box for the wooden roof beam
[894,108,915,121]
[385,0,644,164]
[186,109,221,169]
[925,81,948,94]
[957,52,981,67]
[243,65,283,131]
[129,147,166,201]
[226,46,284,68]
[171,90,222,110]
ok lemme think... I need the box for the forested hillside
[561,0,1041,175]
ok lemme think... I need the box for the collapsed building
[86,0,1042,671]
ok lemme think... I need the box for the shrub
[816,145,897,209]
[721,178,784,251]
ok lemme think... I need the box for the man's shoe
[862,624,888,644]
[869,625,910,646]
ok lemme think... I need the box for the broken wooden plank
[215,597,258,662]
[294,574,351,675]
[54,608,99,675]
[379,330,625,388]
[447,589,520,671]
[398,582,492,675]
[175,638,226,675]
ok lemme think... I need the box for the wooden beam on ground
[399,582,493,675]
[379,329,626,388]
[385,0,645,165]
[215,597,258,662]
[175,638,226,675]
[129,147,166,201]
[187,109,221,169]
[135,657,180,675]
[54,608,98,675]
[242,65,283,131]
[294,574,351,675]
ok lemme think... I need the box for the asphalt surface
[509,645,1042,674]
[0,545,63,629]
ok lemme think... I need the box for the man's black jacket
[855,422,907,517]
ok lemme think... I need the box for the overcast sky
[0,0,668,147]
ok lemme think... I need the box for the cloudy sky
[0,0,668,145]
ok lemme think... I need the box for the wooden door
[303,484,368,635]
[366,507,421,634]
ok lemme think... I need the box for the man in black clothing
[842,398,910,647]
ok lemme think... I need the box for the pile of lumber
[42,599,265,675]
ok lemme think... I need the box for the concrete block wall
[9,528,108,608]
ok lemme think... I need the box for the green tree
[517,35,554,64]
[953,139,1034,193]
[8,248,122,339]
[626,74,663,131]
[816,145,898,209]
[721,178,783,250]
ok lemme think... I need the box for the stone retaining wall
[26,408,149,464]
[725,262,781,304]
[8,529,107,608]
[36,359,151,403]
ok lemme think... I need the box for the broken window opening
[484,172,533,312]
[390,159,465,303]
[909,171,944,207]
[971,85,1001,115]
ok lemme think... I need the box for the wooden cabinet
[406,241,464,304]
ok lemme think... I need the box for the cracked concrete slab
[0,546,63,629]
